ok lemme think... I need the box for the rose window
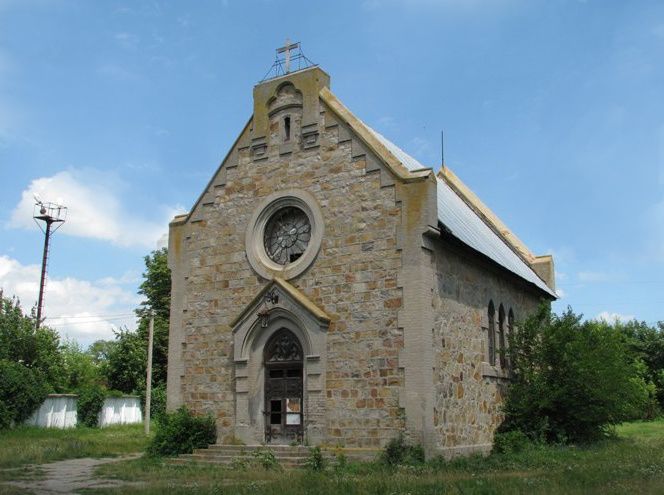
[263,207,312,265]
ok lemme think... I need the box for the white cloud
[9,169,182,249]
[0,255,140,345]
[555,287,566,299]
[596,311,636,324]
[114,32,140,50]
[577,271,612,283]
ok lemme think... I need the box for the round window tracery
[263,207,311,265]
[245,190,324,280]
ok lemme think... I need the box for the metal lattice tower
[33,196,67,328]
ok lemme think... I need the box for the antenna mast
[441,129,445,171]
[33,197,67,329]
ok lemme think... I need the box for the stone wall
[169,94,411,447]
[431,238,542,456]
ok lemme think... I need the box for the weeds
[251,449,280,470]
[303,446,325,471]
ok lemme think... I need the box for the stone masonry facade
[167,65,554,457]
[432,241,541,455]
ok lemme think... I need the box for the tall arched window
[498,304,506,369]
[488,301,496,366]
[507,309,515,372]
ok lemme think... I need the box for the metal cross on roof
[260,40,316,82]
[277,38,299,74]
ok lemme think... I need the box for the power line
[45,316,136,327]
[44,312,136,321]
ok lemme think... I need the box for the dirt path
[1,454,143,494]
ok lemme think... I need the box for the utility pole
[144,310,155,435]
[32,196,67,329]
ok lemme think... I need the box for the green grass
[81,419,664,495]
[0,424,149,468]
[0,420,662,494]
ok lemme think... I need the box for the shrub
[492,430,533,455]
[77,384,106,428]
[0,359,49,429]
[501,306,649,443]
[252,449,281,470]
[141,383,167,424]
[381,435,425,466]
[304,446,326,471]
[146,406,216,457]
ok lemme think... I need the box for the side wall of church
[431,240,543,456]
[169,96,411,446]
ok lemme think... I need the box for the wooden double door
[264,329,303,444]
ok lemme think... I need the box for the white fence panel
[98,396,142,427]
[25,394,77,428]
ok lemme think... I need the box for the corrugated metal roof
[367,126,556,297]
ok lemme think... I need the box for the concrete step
[170,444,381,468]
[205,444,309,452]
[190,453,308,462]
[166,457,302,468]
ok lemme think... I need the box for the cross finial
[277,38,299,73]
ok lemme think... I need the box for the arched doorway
[263,329,304,444]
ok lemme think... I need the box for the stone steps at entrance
[168,444,381,468]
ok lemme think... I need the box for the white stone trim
[231,283,328,446]
[245,189,324,280]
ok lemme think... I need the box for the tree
[136,248,171,387]
[60,339,102,392]
[615,320,664,411]
[0,359,49,429]
[0,295,65,392]
[104,328,146,394]
[88,339,114,366]
[137,247,171,319]
[100,248,171,393]
[501,306,649,443]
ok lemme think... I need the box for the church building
[167,47,556,458]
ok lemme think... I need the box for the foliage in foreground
[146,406,216,457]
[0,359,49,429]
[0,423,148,468]
[81,419,664,495]
[617,319,664,412]
[380,435,425,466]
[501,306,651,443]
[77,384,107,427]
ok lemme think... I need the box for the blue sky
[1,0,663,346]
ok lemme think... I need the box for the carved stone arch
[240,307,314,362]
[264,328,303,363]
[230,280,328,446]
[267,82,303,115]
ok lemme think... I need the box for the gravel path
[1,454,143,494]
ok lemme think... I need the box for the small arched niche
[268,82,303,115]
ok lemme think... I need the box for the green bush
[493,430,533,455]
[252,449,281,470]
[141,384,167,424]
[77,385,106,427]
[381,435,425,466]
[146,406,216,457]
[501,306,649,443]
[0,359,49,429]
[304,446,326,471]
